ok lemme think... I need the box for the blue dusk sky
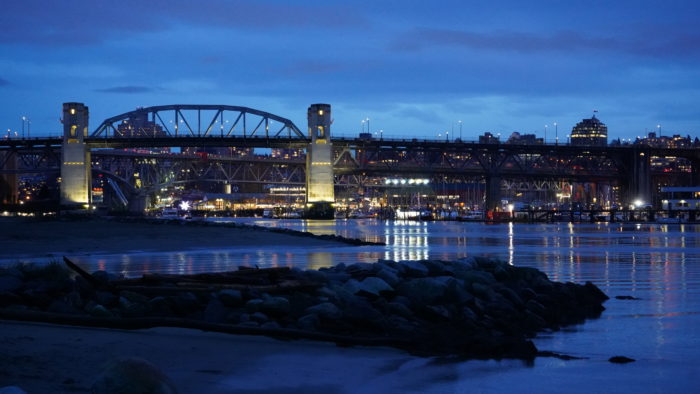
[1,0,699,141]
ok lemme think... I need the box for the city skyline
[1,1,699,141]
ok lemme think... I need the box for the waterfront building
[479,132,500,144]
[506,132,542,145]
[570,115,607,146]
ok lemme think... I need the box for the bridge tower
[627,148,652,206]
[60,102,91,208]
[305,104,335,218]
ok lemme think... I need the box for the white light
[633,199,643,208]
[507,204,514,212]
[400,179,407,184]
[179,201,190,211]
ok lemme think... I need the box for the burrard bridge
[1,102,699,211]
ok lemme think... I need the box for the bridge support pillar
[625,149,651,206]
[485,176,501,212]
[60,102,91,208]
[0,151,18,204]
[305,104,335,219]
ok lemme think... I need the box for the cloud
[392,28,700,59]
[95,86,154,94]
[0,1,368,46]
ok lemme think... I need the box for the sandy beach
[0,218,346,260]
[0,320,409,394]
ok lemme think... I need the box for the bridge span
[1,102,699,212]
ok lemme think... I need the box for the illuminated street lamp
[544,124,548,144]
[458,120,463,141]
[554,122,558,145]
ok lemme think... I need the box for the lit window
[70,108,76,115]
[318,109,324,116]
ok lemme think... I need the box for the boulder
[305,302,342,320]
[260,296,290,316]
[203,298,228,323]
[297,314,320,330]
[397,261,429,277]
[245,298,264,313]
[354,277,393,298]
[376,267,400,287]
[92,357,177,394]
[88,304,114,318]
[217,289,243,307]
[396,276,454,305]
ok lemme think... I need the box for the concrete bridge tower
[60,102,91,207]
[305,104,335,218]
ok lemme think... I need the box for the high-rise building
[570,115,607,146]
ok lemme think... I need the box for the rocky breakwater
[0,257,608,359]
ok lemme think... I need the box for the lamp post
[446,130,449,142]
[544,124,548,144]
[554,122,558,145]
[458,120,463,141]
[657,124,661,135]
[379,129,383,140]
[567,134,570,145]
[21,116,26,139]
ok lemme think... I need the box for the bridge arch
[92,105,305,140]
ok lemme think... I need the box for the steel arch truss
[92,151,307,192]
[92,105,305,139]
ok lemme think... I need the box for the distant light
[633,199,644,208]
[179,201,190,211]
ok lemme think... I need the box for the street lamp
[458,120,463,141]
[379,129,383,140]
[554,122,558,145]
[446,130,449,142]
[567,134,570,145]
[366,118,370,134]
[21,116,26,139]
[657,124,661,135]
[544,124,548,144]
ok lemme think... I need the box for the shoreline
[0,217,377,262]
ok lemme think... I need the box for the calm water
[14,219,700,392]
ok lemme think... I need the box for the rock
[245,298,264,313]
[471,282,495,301]
[168,293,200,315]
[148,297,173,316]
[261,321,281,330]
[250,312,269,323]
[0,276,22,293]
[397,261,429,277]
[88,304,114,318]
[260,296,290,316]
[346,262,377,277]
[525,299,546,317]
[353,277,394,298]
[376,267,400,287]
[119,290,150,304]
[615,295,640,300]
[92,357,177,394]
[95,291,117,307]
[386,302,413,318]
[218,289,243,307]
[305,302,342,319]
[342,300,383,328]
[297,314,319,330]
[203,298,228,323]
[608,356,635,364]
[396,277,452,305]
[0,267,23,279]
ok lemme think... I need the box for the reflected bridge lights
[384,178,430,186]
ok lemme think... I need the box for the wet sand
[0,218,345,260]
